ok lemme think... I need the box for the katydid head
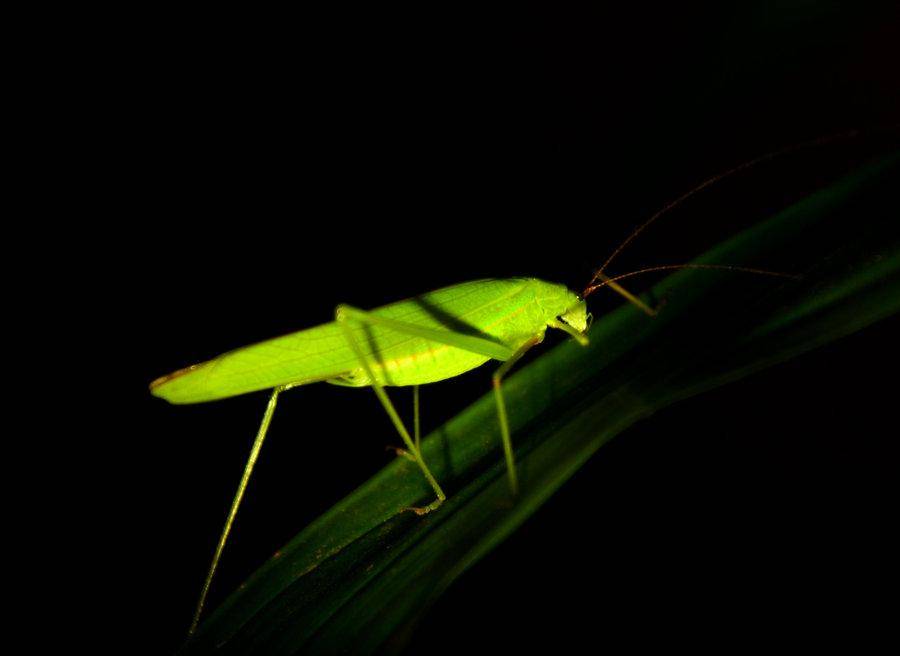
[553,295,591,346]
[558,298,589,334]
[529,279,591,344]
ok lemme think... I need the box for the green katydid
[153,140,820,635]
[154,271,783,636]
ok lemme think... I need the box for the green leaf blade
[182,154,900,655]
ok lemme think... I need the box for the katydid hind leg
[335,307,446,514]
[189,385,284,636]
[386,444,417,463]
[491,336,543,497]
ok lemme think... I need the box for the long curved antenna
[583,263,799,298]
[585,130,861,292]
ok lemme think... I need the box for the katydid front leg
[593,272,659,316]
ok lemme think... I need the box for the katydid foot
[402,497,444,516]
[386,445,417,463]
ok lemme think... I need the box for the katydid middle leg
[413,384,421,451]
[335,303,521,512]
[385,385,420,463]
[336,308,446,514]
[491,336,543,496]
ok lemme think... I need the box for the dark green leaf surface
[184,155,900,654]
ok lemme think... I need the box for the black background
[111,4,899,652]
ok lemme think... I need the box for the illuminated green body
[158,136,799,638]
[155,276,589,635]
[151,277,588,404]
